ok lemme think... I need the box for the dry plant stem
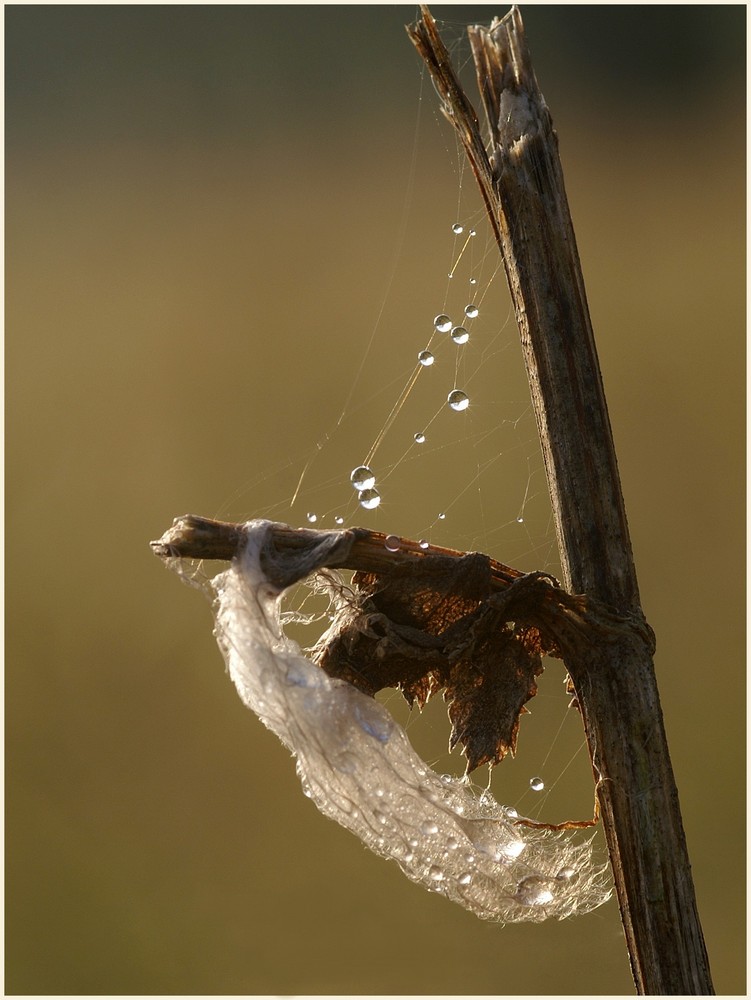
[408,6,713,995]
[151,514,523,588]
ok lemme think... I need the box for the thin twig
[151,514,524,588]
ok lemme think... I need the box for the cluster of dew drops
[303,224,526,542]
[341,221,480,522]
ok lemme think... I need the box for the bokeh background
[6,5,745,995]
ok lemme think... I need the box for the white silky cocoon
[207,520,611,923]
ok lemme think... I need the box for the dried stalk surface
[407,6,712,995]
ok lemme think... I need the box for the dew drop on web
[418,349,435,366]
[516,876,555,906]
[419,539,430,550]
[464,303,479,319]
[451,326,469,345]
[451,222,464,234]
[530,776,545,792]
[502,838,526,859]
[334,516,344,525]
[350,465,375,490]
[448,389,469,411]
[433,314,452,333]
[358,488,381,510]
[557,866,576,881]
[414,431,426,444]
[306,512,317,523]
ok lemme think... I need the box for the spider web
[208,27,597,830]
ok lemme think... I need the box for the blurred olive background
[6,5,745,995]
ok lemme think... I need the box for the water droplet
[384,534,400,552]
[464,304,479,319]
[556,866,576,881]
[469,277,477,285]
[451,326,469,345]
[419,539,430,550]
[404,851,415,863]
[516,516,524,523]
[504,806,519,819]
[448,389,469,411]
[358,488,381,510]
[414,431,426,444]
[334,515,344,525]
[451,222,464,234]
[420,821,439,836]
[428,865,445,881]
[374,787,385,798]
[457,872,472,885]
[438,512,446,520]
[418,349,435,366]
[350,465,375,490]
[530,776,545,791]
[433,314,452,333]
[408,836,419,848]
[373,809,387,826]
[446,836,459,850]
[515,875,554,906]
[469,228,477,237]
[501,838,526,860]
[306,512,317,523]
